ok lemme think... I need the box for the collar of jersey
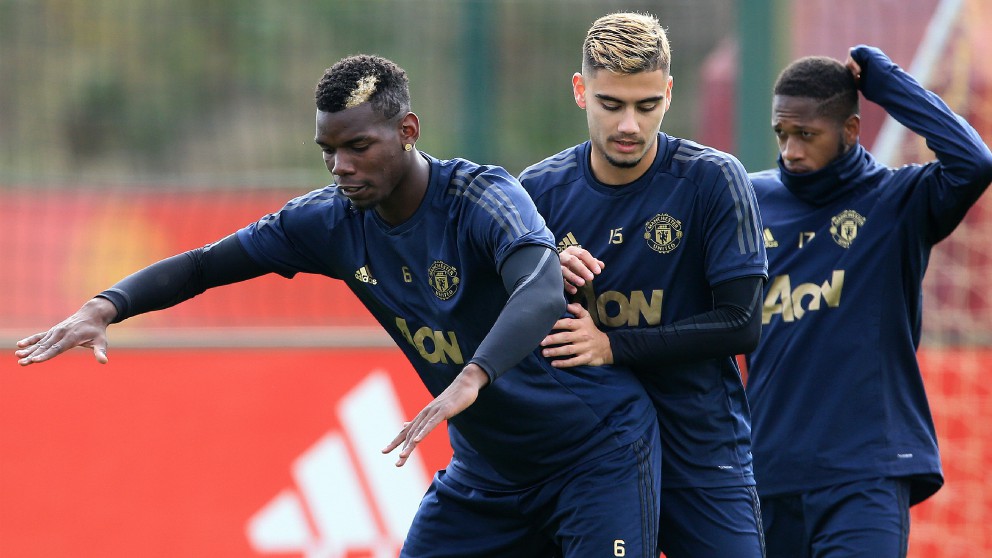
[581,133,668,196]
[777,143,876,206]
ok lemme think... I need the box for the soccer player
[746,46,992,557]
[15,54,662,558]
[519,12,767,558]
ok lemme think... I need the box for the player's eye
[601,103,621,111]
[638,103,658,112]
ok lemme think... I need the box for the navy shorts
[761,477,911,558]
[658,485,765,558]
[399,426,661,558]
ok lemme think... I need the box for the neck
[590,140,658,186]
[376,150,430,226]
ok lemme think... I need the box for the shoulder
[518,144,585,197]
[434,156,541,223]
[255,185,349,230]
[438,156,527,201]
[668,138,746,178]
[666,138,750,191]
[747,168,782,195]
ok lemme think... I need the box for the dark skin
[16,101,490,468]
[772,54,863,174]
[315,102,428,225]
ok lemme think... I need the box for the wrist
[82,297,120,325]
[458,363,492,390]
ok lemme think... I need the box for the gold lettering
[588,289,665,327]
[395,316,464,364]
[821,270,844,307]
[763,275,795,324]
[628,290,663,326]
[412,327,440,363]
[432,330,463,364]
[597,290,630,328]
[763,270,845,323]
[396,317,415,345]
[578,282,600,326]
[791,282,821,320]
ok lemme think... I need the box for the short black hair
[773,56,859,122]
[315,54,410,120]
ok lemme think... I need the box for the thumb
[93,345,109,364]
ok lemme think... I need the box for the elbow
[545,289,567,318]
[978,152,992,189]
[731,313,763,355]
[738,324,762,354]
[968,144,992,188]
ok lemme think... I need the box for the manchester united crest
[428,260,460,300]
[644,214,683,254]
[829,210,866,248]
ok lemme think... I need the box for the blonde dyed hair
[582,12,670,75]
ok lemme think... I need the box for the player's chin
[348,196,379,210]
[605,153,644,169]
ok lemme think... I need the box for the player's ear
[399,112,420,145]
[572,73,587,109]
[843,113,860,147]
[664,74,674,111]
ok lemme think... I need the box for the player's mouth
[612,138,642,154]
[338,183,369,198]
[783,162,812,174]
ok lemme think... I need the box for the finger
[543,344,578,359]
[14,331,54,357]
[541,330,573,347]
[17,344,63,366]
[411,411,446,443]
[550,354,588,368]
[562,257,597,281]
[396,426,424,467]
[396,413,442,467]
[563,282,578,296]
[561,266,587,287]
[382,423,412,454]
[845,58,862,79]
[576,252,602,275]
[565,302,587,318]
[15,332,46,348]
[16,329,68,362]
[93,345,109,364]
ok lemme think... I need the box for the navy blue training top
[521,135,768,488]
[746,45,992,505]
[236,154,657,490]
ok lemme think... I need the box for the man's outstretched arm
[15,234,267,366]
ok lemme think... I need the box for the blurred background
[2,0,990,556]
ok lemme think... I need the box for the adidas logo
[763,228,779,248]
[355,266,377,285]
[246,371,430,556]
[556,232,581,253]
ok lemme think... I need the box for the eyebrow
[314,135,372,148]
[594,93,666,104]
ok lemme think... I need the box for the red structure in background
[2,188,379,336]
[0,348,450,557]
